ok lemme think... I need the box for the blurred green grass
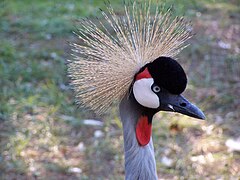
[0,0,239,179]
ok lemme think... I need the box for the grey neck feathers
[119,95,158,180]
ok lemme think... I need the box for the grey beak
[160,94,205,120]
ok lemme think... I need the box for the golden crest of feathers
[67,0,192,114]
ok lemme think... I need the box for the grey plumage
[120,94,157,179]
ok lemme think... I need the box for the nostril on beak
[180,102,187,107]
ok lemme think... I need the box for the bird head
[133,56,205,120]
[69,1,205,150]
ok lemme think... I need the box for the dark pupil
[153,85,160,92]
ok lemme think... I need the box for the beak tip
[202,115,206,120]
[197,111,206,120]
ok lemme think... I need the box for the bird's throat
[120,94,158,179]
[136,115,152,146]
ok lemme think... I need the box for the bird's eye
[152,85,161,93]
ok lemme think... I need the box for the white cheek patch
[133,78,160,109]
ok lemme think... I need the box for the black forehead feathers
[147,56,187,94]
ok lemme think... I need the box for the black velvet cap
[147,56,187,95]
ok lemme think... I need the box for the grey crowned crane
[67,1,205,179]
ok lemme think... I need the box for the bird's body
[67,1,205,179]
[120,94,157,179]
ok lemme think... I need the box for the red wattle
[135,67,152,80]
[136,115,152,146]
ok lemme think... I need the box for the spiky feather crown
[67,1,192,114]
